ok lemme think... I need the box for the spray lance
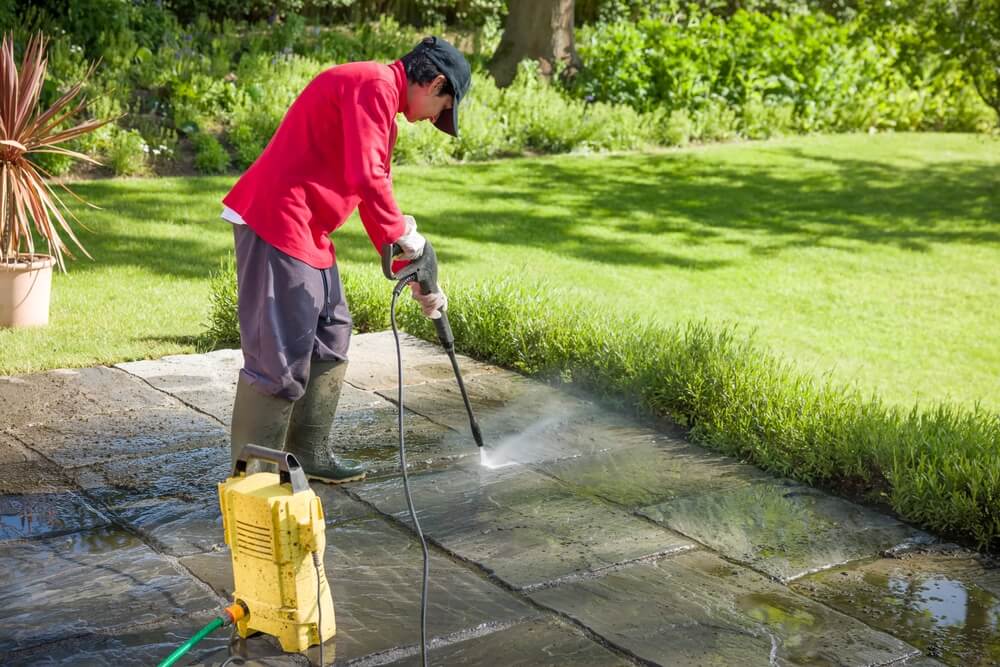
[381,240,485,453]
[381,240,487,667]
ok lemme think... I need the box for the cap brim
[434,97,459,137]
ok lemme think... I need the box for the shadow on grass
[60,177,234,280]
[346,145,1000,268]
[56,146,998,276]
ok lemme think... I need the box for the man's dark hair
[401,38,455,97]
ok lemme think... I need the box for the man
[221,36,471,483]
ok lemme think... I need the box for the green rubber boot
[285,360,366,484]
[230,375,294,471]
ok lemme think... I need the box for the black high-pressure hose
[382,241,485,667]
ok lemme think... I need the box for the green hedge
[571,8,994,133]
[202,258,1000,550]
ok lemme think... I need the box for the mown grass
[8,132,997,414]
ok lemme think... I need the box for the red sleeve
[343,79,407,254]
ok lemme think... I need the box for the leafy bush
[656,108,694,147]
[394,116,453,165]
[572,8,995,133]
[104,127,149,176]
[693,100,740,142]
[202,260,1000,549]
[227,52,321,167]
[192,131,231,173]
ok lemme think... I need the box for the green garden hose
[156,603,245,667]
[157,616,224,667]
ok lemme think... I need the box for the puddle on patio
[793,556,1000,666]
[0,492,106,540]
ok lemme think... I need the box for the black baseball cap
[412,36,471,138]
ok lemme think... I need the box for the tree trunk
[488,0,581,88]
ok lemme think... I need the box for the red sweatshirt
[223,60,410,269]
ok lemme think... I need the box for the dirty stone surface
[0,331,993,666]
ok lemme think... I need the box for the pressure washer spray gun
[381,239,490,667]
[381,240,485,455]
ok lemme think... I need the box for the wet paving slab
[72,446,374,556]
[530,549,925,666]
[0,526,220,654]
[9,406,228,469]
[534,437,767,509]
[0,435,108,540]
[374,371,592,441]
[0,341,982,664]
[382,618,632,666]
[329,385,458,476]
[181,516,538,663]
[638,478,931,582]
[790,546,1000,666]
[1,612,237,666]
[346,331,499,392]
[353,463,694,590]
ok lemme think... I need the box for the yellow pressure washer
[219,444,336,653]
[156,445,334,666]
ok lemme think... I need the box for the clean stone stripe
[344,617,531,667]
[518,543,699,594]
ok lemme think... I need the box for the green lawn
[4,132,997,412]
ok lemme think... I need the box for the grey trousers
[233,224,352,401]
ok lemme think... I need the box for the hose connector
[223,601,248,626]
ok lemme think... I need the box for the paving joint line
[113,365,229,428]
[339,485,649,666]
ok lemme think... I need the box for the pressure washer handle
[233,444,310,494]
[381,241,453,350]
[381,241,442,292]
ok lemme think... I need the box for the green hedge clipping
[202,257,1000,550]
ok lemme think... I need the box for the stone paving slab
[0,367,178,426]
[534,438,767,509]
[0,338,979,665]
[1,613,235,666]
[0,490,107,542]
[117,349,243,424]
[330,386,458,476]
[9,406,228,469]
[353,463,694,590]
[384,618,632,666]
[530,549,921,667]
[638,479,931,582]
[71,446,375,556]
[0,526,220,654]
[119,348,461,477]
[346,331,499,392]
[0,435,108,541]
[791,547,1000,666]
[181,517,538,663]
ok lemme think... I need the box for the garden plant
[0,31,109,325]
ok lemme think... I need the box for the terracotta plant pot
[0,255,55,327]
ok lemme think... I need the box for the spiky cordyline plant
[0,32,113,271]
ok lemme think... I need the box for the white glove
[396,215,426,260]
[409,282,447,320]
